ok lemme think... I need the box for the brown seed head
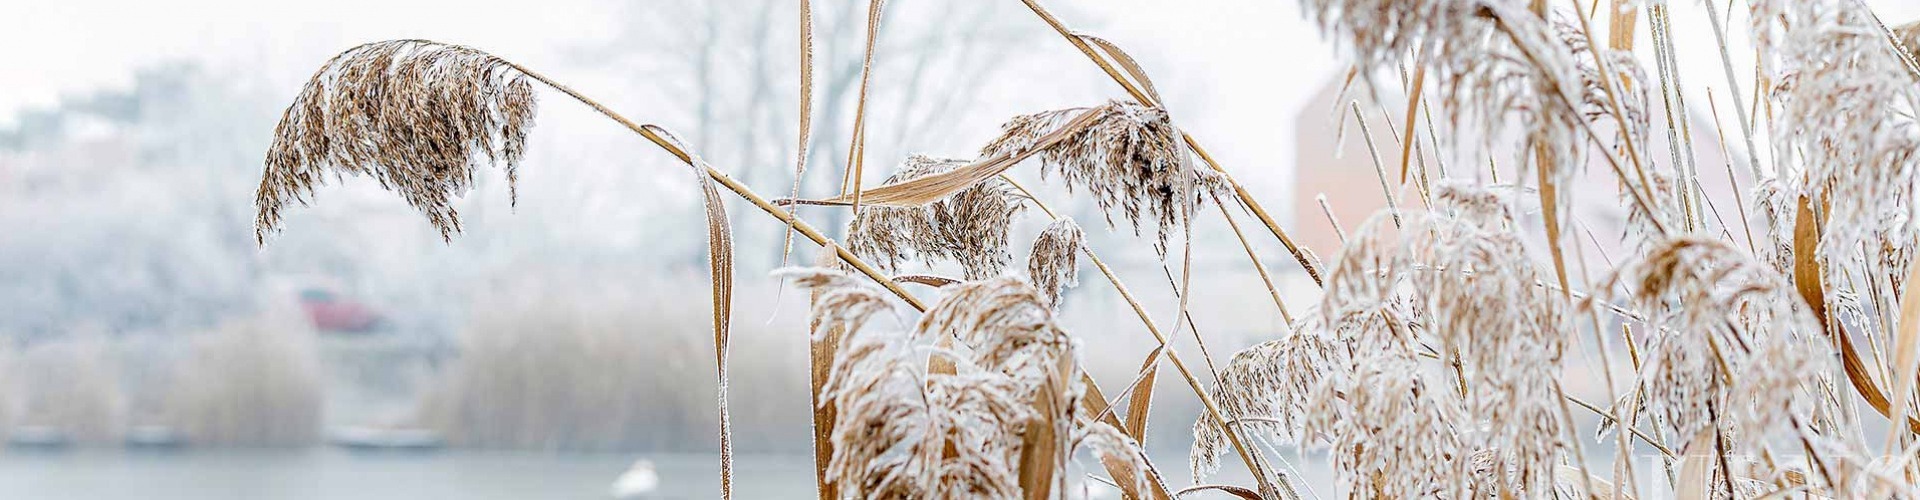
[847,155,1026,279]
[982,100,1226,251]
[1026,218,1085,309]
[256,40,537,243]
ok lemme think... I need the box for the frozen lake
[0,447,1288,499]
[0,449,813,499]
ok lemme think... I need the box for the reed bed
[160,319,325,446]
[251,0,1920,497]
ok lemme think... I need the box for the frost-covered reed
[250,0,1920,497]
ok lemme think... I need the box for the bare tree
[583,0,1033,264]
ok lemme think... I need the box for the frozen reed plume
[981,100,1225,251]
[1025,218,1085,309]
[1753,0,1920,268]
[1408,183,1568,495]
[1188,312,1348,480]
[1601,237,1853,447]
[1198,185,1576,496]
[784,269,1088,498]
[1297,0,1591,188]
[915,277,1075,391]
[784,267,1030,498]
[848,155,1026,279]
[256,39,536,242]
[1554,15,1650,158]
[1302,337,1470,498]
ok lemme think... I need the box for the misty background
[5,0,1919,498]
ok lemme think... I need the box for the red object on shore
[298,288,381,332]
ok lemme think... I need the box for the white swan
[609,459,660,499]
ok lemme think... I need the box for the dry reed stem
[778,0,816,268]
[1886,257,1920,452]
[787,107,1104,208]
[1215,192,1295,324]
[1348,102,1403,229]
[807,242,847,500]
[1397,62,1427,186]
[1698,0,1764,181]
[840,0,885,221]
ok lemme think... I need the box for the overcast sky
[6,1,1918,117]
[5,0,1917,208]
[2,0,1333,124]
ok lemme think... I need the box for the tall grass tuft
[161,320,325,446]
[2,337,122,444]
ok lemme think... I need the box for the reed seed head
[915,277,1072,388]
[1605,237,1852,445]
[1754,0,1920,269]
[1189,312,1348,480]
[256,40,537,242]
[981,100,1226,251]
[848,155,1026,279]
[1026,218,1085,309]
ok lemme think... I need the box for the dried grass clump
[1602,237,1854,445]
[250,2,1920,496]
[1025,218,1085,309]
[1299,0,1589,183]
[1554,15,1650,156]
[1188,312,1348,479]
[785,269,1092,499]
[1198,185,1577,496]
[163,320,324,447]
[981,100,1225,250]
[847,155,1026,279]
[1303,342,1470,498]
[1753,0,1920,266]
[256,39,536,242]
[1408,184,1567,495]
